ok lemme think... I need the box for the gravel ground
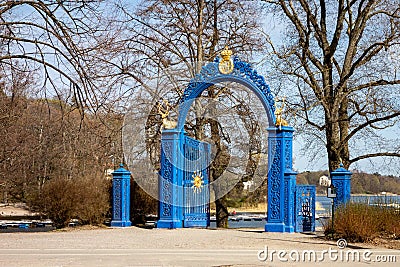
[0,227,398,266]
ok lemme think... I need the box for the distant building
[243,180,254,190]
[105,169,114,179]
[319,175,331,186]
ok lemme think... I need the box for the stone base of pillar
[265,222,285,232]
[111,220,131,227]
[284,225,294,233]
[157,219,183,229]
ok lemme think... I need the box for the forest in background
[1,0,399,228]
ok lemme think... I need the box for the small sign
[327,184,336,198]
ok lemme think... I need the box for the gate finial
[157,99,177,129]
[274,97,289,129]
[218,46,234,74]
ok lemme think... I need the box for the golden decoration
[218,46,234,74]
[191,170,204,193]
[157,99,177,129]
[274,97,289,128]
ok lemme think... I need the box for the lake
[209,195,400,229]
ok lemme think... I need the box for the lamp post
[327,183,337,236]
[381,192,387,206]
[264,196,267,218]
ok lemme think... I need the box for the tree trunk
[339,96,350,169]
[326,96,351,172]
[208,87,229,228]
[325,114,341,173]
[215,197,229,228]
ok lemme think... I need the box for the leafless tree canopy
[1,1,273,227]
[264,0,400,172]
[117,0,270,227]
[0,1,127,226]
[0,0,123,112]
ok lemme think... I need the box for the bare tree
[0,0,120,112]
[263,0,400,172]
[117,0,269,227]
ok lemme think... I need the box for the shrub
[40,179,79,228]
[75,178,111,226]
[324,203,400,242]
[34,177,111,228]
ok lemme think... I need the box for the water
[351,195,400,204]
[209,217,266,229]
[208,195,400,229]
[316,195,400,213]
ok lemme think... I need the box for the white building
[319,175,331,186]
[243,180,254,190]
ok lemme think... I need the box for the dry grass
[323,203,400,242]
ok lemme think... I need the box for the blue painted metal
[265,126,296,232]
[157,56,299,232]
[158,130,211,228]
[157,129,184,228]
[182,135,210,227]
[111,164,131,227]
[331,164,352,208]
[284,169,297,233]
[294,185,316,232]
[177,57,276,129]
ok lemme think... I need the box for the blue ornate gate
[155,47,334,232]
[295,185,316,232]
[182,136,210,227]
[157,129,211,229]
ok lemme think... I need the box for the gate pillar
[157,129,184,228]
[331,164,352,208]
[265,126,295,232]
[111,164,132,227]
[284,169,296,233]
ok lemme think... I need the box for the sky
[11,0,399,176]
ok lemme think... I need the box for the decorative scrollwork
[285,140,291,170]
[180,57,276,125]
[184,215,208,221]
[113,179,121,219]
[333,181,344,207]
[284,179,289,224]
[269,139,281,220]
[295,185,316,232]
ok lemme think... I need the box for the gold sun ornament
[191,170,204,193]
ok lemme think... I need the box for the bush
[324,203,400,242]
[33,177,111,228]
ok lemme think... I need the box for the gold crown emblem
[220,46,232,60]
[218,46,234,74]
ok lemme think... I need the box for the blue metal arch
[157,56,301,232]
[177,57,276,128]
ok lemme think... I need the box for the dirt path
[0,227,398,266]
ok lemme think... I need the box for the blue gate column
[331,164,352,208]
[284,169,296,233]
[111,164,132,227]
[266,126,295,232]
[157,129,184,229]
